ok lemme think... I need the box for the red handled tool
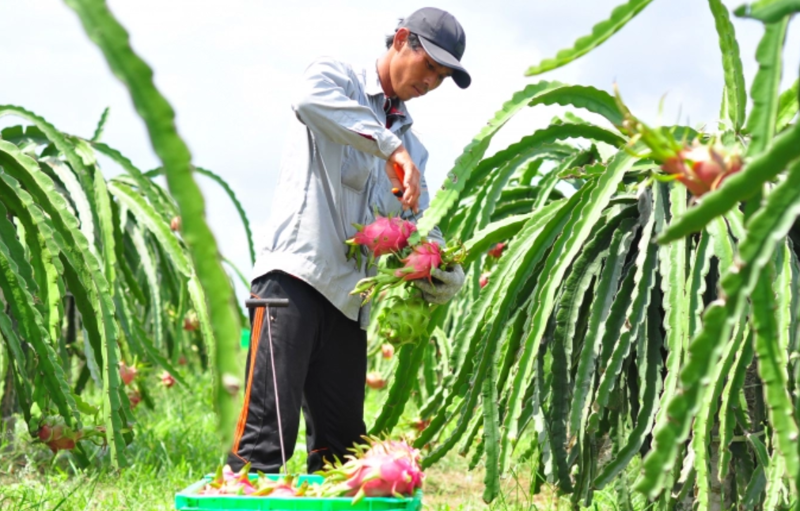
[392,163,405,198]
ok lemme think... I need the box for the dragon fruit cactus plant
[309,437,424,503]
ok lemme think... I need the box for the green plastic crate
[175,474,422,511]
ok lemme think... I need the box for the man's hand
[413,265,465,304]
[386,146,421,212]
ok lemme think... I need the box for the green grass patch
[0,371,644,510]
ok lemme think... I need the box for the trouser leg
[227,271,323,473]
[303,302,367,473]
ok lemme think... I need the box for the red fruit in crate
[119,362,138,385]
[381,343,394,359]
[170,216,181,232]
[394,241,442,281]
[366,372,386,389]
[487,242,506,258]
[313,438,424,500]
[161,371,176,388]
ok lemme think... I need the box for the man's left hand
[414,265,465,304]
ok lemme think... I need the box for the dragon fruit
[366,372,386,390]
[253,475,308,497]
[479,273,490,288]
[199,465,308,497]
[199,463,257,495]
[128,391,142,409]
[349,216,417,257]
[487,242,506,258]
[395,241,442,281]
[118,362,138,385]
[183,310,199,331]
[311,437,424,503]
[376,296,431,347]
[37,419,81,453]
[613,86,743,198]
[381,343,395,359]
[161,371,176,388]
[661,143,743,197]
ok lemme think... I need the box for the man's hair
[385,21,423,50]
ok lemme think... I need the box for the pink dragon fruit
[487,242,506,258]
[118,362,138,385]
[381,343,395,359]
[366,372,386,390]
[661,143,743,197]
[349,216,417,256]
[128,391,142,409]
[253,476,308,497]
[37,419,82,453]
[479,273,490,288]
[161,371,176,388]
[312,437,424,503]
[394,241,442,281]
[199,463,257,495]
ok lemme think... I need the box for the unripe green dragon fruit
[376,296,431,347]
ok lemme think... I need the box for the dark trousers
[227,271,367,474]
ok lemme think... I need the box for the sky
[1,0,798,305]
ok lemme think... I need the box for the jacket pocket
[340,146,373,192]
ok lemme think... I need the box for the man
[228,7,470,474]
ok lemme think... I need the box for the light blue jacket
[252,56,442,329]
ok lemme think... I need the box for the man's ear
[393,28,410,51]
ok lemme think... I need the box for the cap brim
[418,36,471,89]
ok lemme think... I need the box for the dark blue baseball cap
[398,7,471,88]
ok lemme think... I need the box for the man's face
[389,31,453,101]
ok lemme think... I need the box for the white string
[265,305,287,474]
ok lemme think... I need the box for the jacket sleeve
[292,57,402,160]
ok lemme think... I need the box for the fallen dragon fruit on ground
[195,437,423,503]
[346,214,466,305]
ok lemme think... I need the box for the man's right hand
[386,146,421,213]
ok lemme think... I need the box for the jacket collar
[365,60,413,127]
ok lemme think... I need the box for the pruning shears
[392,163,421,223]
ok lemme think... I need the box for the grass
[0,370,638,510]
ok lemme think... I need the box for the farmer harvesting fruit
[228,7,470,474]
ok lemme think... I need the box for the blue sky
[1,1,798,303]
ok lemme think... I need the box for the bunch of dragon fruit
[198,463,309,497]
[346,214,465,305]
[308,437,424,503]
[613,86,743,197]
